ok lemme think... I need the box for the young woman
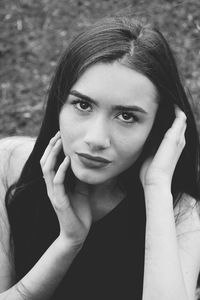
[0,15,200,300]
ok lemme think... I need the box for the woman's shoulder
[0,136,36,188]
[0,136,36,288]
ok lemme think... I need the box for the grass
[0,0,200,138]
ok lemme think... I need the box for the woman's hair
[5,15,200,279]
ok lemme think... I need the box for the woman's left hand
[140,106,187,189]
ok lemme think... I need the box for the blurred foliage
[0,0,200,138]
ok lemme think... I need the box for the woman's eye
[118,112,138,123]
[72,99,92,112]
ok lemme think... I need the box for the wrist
[144,187,174,220]
[144,183,171,194]
[144,185,173,202]
[56,234,84,254]
[142,172,172,190]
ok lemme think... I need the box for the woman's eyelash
[71,99,138,123]
[117,112,139,123]
[71,99,92,111]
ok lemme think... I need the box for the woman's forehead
[71,62,159,113]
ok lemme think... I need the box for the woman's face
[59,61,159,185]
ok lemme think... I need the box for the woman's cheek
[60,132,73,156]
[122,134,149,163]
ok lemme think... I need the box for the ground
[0,0,200,138]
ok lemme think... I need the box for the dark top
[8,179,146,300]
[52,187,146,299]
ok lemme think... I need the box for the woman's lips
[77,153,111,168]
[77,152,111,163]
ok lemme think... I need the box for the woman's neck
[74,178,126,222]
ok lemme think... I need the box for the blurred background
[0,0,200,138]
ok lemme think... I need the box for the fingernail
[174,105,186,118]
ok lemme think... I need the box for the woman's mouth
[76,153,111,168]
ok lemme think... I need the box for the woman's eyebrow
[69,90,147,114]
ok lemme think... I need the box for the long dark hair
[5,16,200,280]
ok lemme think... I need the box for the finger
[53,156,70,209]
[174,105,186,119]
[172,106,186,129]
[164,108,186,143]
[40,131,61,166]
[52,157,79,229]
[43,138,62,172]
[44,155,68,210]
[151,113,186,169]
[42,138,62,199]
[180,122,187,139]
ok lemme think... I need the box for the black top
[52,189,146,300]
[8,179,146,300]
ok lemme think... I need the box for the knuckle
[53,199,67,211]
[42,167,50,176]
[47,191,53,200]
[51,147,57,154]
[181,138,186,148]
[165,131,179,145]
[164,129,172,139]
[53,177,62,185]
[45,186,53,199]
[175,138,180,146]
[169,135,179,145]
[51,144,60,154]
[49,137,55,145]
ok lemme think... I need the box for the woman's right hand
[40,131,92,250]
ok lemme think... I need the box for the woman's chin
[69,155,116,185]
[70,165,108,185]
[74,171,106,185]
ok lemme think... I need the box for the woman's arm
[0,137,36,292]
[143,189,200,300]
[142,187,189,300]
[0,138,80,299]
[140,107,200,300]
[0,134,92,299]
[0,236,82,300]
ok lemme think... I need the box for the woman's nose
[84,117,111,151]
